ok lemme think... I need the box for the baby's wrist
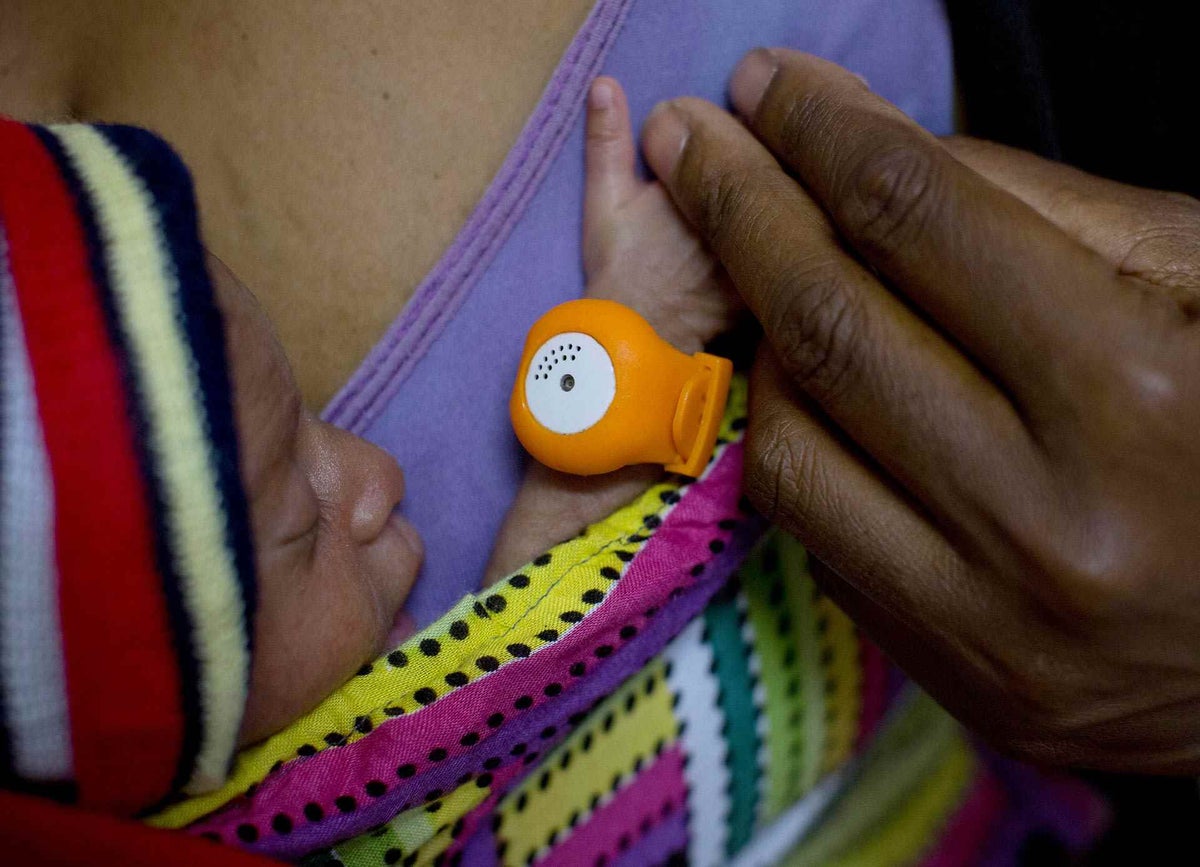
[584,276,705,355]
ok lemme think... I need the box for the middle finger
[729,49,1131,407]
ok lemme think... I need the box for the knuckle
[1025,520,1146,623]
[980,660,1091,765]
[775,89,842,161]
[675,134,790,257]
[1110,356,1187,417]
[744,416,820,531]
[767,269,867,402]
[843,142,945,258]
[698,166,781,257]
[1118,224,1200,288]
[1080,350,1193,446]
[586,122,622,147]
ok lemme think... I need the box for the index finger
[639,96,1047,549]
[723,49,1129,402]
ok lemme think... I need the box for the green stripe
[781,691,965,867]
[742,540,800,823]
[704,584,761,855]
[778,534,825,799]
[327,822,408,867]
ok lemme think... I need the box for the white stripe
[728,687,922,867]
[726,767,850,867]
[0,232,73,780]
[663,617,731,867]
[51,126,249,793]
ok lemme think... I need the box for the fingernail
[642,101,689,178]
[730,48,778,117]
[590,78,615,111]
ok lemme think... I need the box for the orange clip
[510,299,733,477]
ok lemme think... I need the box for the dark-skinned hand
[641,48,1200,774]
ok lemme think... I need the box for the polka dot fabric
[151,374,1107,866]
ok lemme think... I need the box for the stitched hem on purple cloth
[324,0,632,433]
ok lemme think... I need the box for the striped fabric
[0,118,256,815]
[0,112,1108,862]
[151,382,1106,867]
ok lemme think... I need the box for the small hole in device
[560,374,575,392]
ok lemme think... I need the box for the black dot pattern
[211,384,756,848]
[492,663,676,867]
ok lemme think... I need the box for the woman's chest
[80,0,594,405]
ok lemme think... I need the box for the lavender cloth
[324,0,955,627]
[612,804,690,867]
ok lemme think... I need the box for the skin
[0,0,595,406]
[207,254,423,745]
[641,48,1200,773]
[485,77,737,583]
[212,76,734,742]
[2,3,733,746]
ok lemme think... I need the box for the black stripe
[32,127,205,805]
[99,125,257,661]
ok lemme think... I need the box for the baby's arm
[485,77,739,584]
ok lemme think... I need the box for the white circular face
[525,332,616,434]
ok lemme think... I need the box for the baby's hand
[582,77,739,352]
[484,78,740,584]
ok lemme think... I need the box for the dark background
[946,0,1195,198]
[945,2,1199,861]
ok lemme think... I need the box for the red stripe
[0,120,184,814]
[0,791,280,867]
[856,631,888,750]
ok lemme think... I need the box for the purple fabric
[456,818,498,867]
[612,806,690,867]
[977,751,1111,866]
[323,0,955,626]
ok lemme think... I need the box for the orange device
[510,299,733,477]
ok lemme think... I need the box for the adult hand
[641,49,1200,773]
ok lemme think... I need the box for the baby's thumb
[585,77,638,223]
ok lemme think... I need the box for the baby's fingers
[585,77,638,224]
